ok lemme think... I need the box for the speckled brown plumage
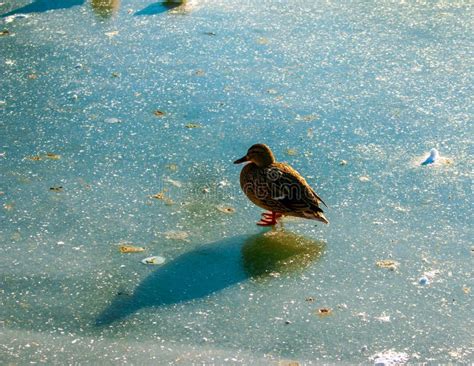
[234,144,329,225]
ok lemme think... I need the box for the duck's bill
[233,155,249,164]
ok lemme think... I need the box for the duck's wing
[308,186,328,208]
[267,163,327,213]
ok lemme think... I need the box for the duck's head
[234,143,276,168]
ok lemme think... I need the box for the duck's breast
[239,163,258,194]
[239,164,274,210]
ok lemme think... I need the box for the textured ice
[1,0,472,364]
[371,350,410,365]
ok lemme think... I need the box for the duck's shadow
[96,230,325,325]
[1,0,85,18]
[134,1,183,16]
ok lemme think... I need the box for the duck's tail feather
[304,210,329,224]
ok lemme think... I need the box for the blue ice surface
[0,0,473,364]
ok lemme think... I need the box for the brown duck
[234,143,329,226]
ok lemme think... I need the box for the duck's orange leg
[257,211,282,226]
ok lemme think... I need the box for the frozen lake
[1,0,473,364]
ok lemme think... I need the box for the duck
[234,143,329,226]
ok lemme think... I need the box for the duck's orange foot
[257,212,282,226]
